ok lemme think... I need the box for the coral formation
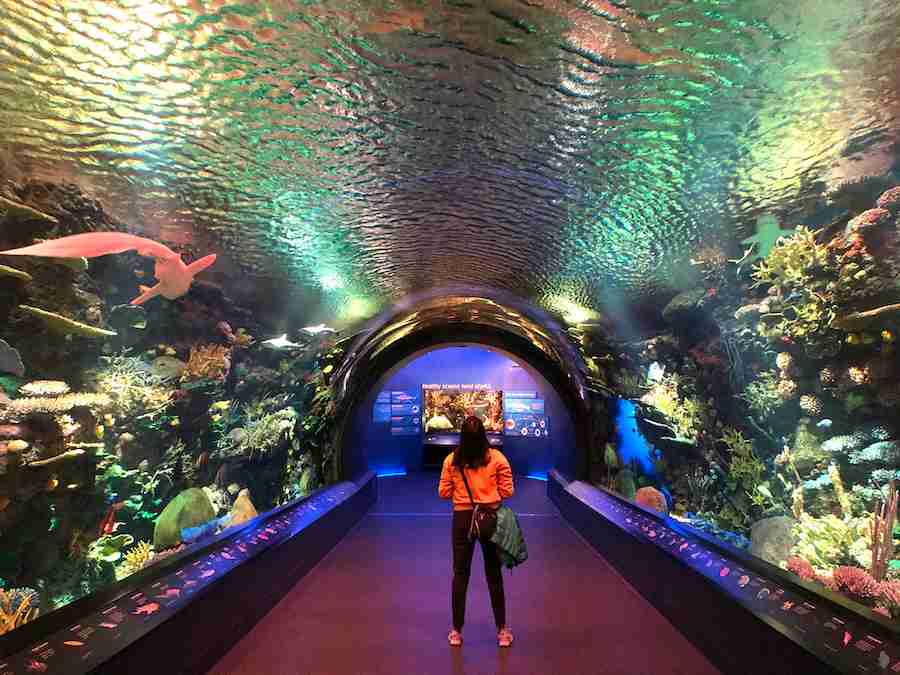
[0,588,39,636]
[182,344,231,382]
[635,487,668,514]
[18,304,117,338]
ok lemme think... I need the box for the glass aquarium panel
[599,184,900,625]
[0,197,343,635]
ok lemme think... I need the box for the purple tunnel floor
[208,473,720,675]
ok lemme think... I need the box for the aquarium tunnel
[0,1,899,673]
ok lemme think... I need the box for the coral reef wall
[0,183,347,632]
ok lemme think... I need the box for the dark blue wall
[345,345,576,477]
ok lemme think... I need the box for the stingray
[0,232,216,305]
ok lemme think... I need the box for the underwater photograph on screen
[423,388,503,434]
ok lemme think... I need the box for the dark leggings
[452,509,505,631]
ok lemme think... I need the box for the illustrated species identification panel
[372,390,421,436]
[503,391,549,437]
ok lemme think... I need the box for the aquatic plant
[181,344,231,382]
[116,541,153,579]
[828,463,853,519]
[739,371,781,421]
[17,304,117,338]
[0,588,39,636]
[19,380,70,397]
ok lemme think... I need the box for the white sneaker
[498,627,513,648]
[448,629,462,646]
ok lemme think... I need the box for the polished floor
[209,473,719,675]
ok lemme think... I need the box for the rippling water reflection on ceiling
[0,0,897,322]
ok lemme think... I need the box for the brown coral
[848,365,870,386]
[19,380,70,397]
[182,344,232,382]
[819,367,837,386]
[777,379,798,401]
[798,394,823,416]
[848,208,892,231]
[1,392,112,418]
[876,186,900,213]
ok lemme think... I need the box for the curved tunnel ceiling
[0,0,898,326]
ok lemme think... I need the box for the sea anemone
[777,379,799,401]
[848,366,870,386]
[786,556,817,581]
[19,380,70,397]
[117,541,153,579]
[875,186,900,213]
[830,566,880,600]
[776,352,794,372]
[799,394,823,416]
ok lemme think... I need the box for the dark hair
[453,416,490,468]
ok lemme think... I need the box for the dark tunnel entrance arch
[332,322,594,483]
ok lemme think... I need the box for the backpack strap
[458,465,481,540]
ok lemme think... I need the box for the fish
[156,588,181,600]
[302,323,336,335]
[816,419,833,429]
[261,333,303,350]
[0,232,216,305]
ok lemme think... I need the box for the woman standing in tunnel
[438,416,515,648]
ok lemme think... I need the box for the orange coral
[829,566,880,599]
[181,344,232,382]
[634,487,668,514]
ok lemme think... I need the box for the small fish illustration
[63,640,85,647]
[719,567,730,577]
[133,602,160,616]
[238,544,248,553]
[843,631,852,647]
[184,579,197,586]
[200,569,216,578]
[99,622,118,629]
[738,575,750,588]
[221,552,234,560]
[25,660,48,673]
[157,588,181,599]
[782,601,794,611]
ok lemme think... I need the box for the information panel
[503,391,550,437]
[371,390,421,436]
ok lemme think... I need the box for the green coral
[791,513,871,572]
[153,488,215,550]
[87,534,134,564]
[640,374,704,442]
[739,370,781,421]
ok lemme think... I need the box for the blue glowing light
[613,398,658,478]
[525,472,549,482]
[375,470,408,478]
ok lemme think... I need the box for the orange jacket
[438,449,514,511]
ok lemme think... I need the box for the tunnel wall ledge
[548,470,899,675]
[0,472,377,675]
